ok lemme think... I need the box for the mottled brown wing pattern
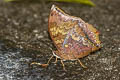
[58,25,96,60]
[49,7,77,51]
[48,5,101,60]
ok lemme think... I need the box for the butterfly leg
[47,55,54,65]
[77,59,87,68]
[61,60,66,71]
[53,57,58,63]
[31,62,48,67]
[31,55,54,67]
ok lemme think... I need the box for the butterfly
[31,5,101,70]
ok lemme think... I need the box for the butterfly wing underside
[48,5,101,60]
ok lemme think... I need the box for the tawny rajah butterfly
[32,5,101,70]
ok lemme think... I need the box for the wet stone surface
[0,0,120,80]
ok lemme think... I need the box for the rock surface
[0,0,120,80]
